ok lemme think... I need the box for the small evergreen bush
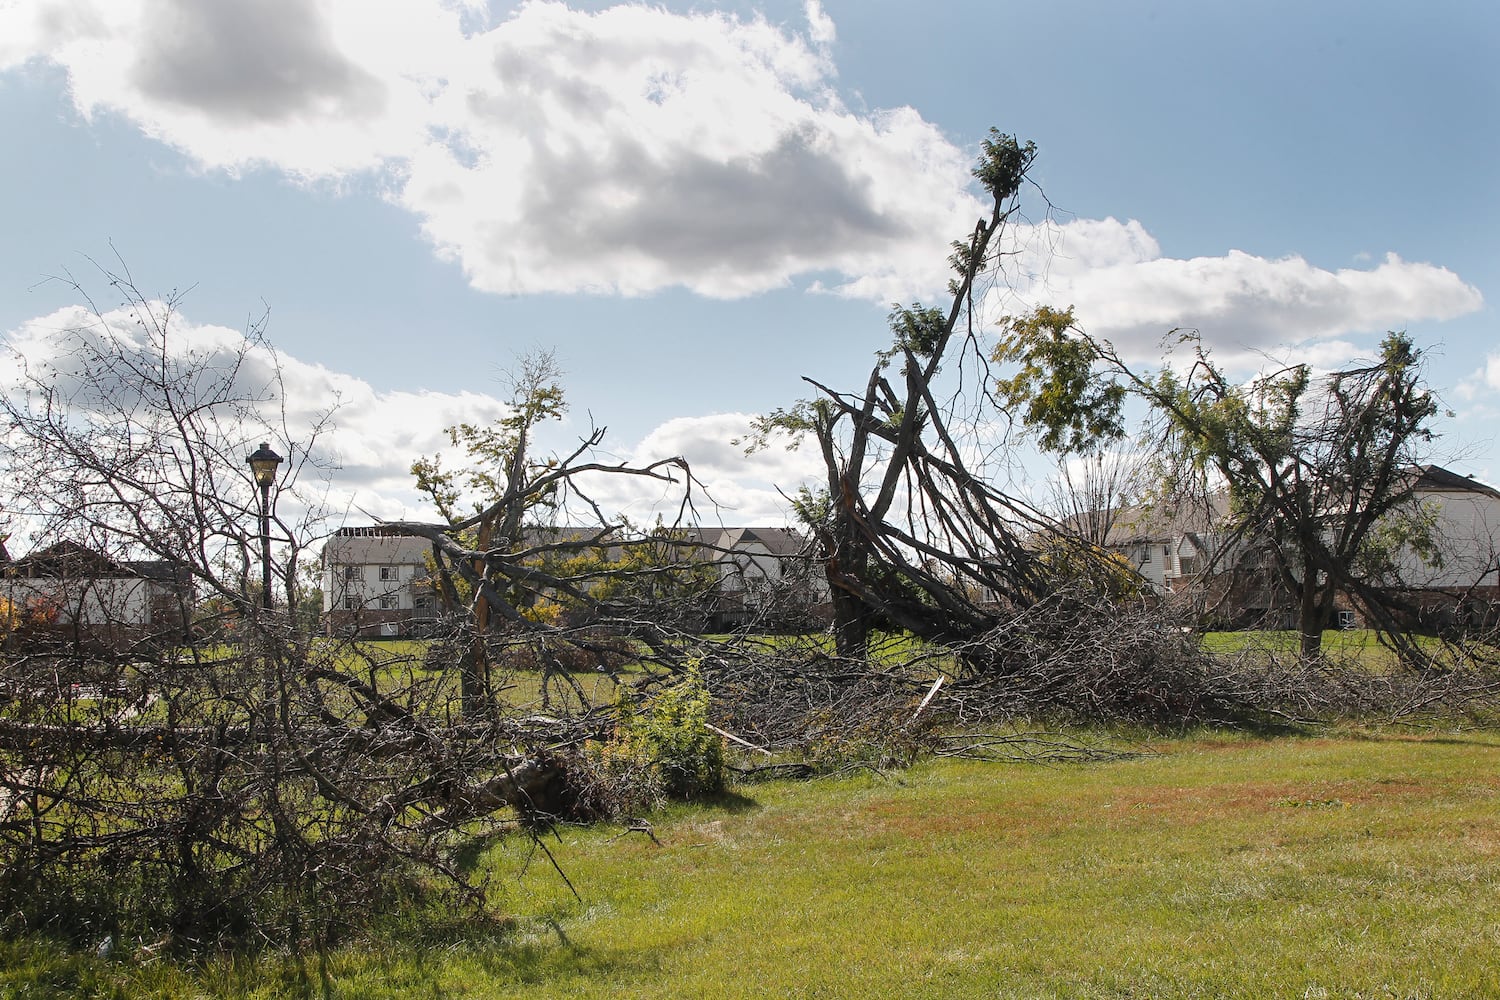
[575,666,725,818]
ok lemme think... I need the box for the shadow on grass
[463,936,661,990]
[1337,728,1500,748]
[1223,715,1318,738]
[450,787,761,874]
[699,786,760,814]
[317,914,672,997]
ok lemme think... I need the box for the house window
[379,593,397,610]
[380,566,399,582]
[343,594,359,611]
[342,565,358,582]
[1336,610,1357,630]
[1140,545,1151,563]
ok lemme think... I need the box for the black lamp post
[246,442,282,610]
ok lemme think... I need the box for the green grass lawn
[1198,628,1497,670]
[1200,627,1396,657]
[6,727,1498,998]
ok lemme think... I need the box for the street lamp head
[247,442,283,487]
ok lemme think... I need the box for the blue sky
[1,0,1495,527]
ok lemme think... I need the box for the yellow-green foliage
[1036,537,1143,599]
[590,666,725,808]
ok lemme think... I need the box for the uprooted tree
[747,131,1135,666]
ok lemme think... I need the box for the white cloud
[6,0,977,300]
[0,302,810,527]
[804,1,836,48]
[5,0,457,177]
[0,300,510,522]
[995,219,1484,372]
[403,5,972,299]
[6,1,1482,350]
[1455,353,1500,406]
[589,412,824,526]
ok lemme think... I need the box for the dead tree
[748,131,1123,665]
[0,264,710,948]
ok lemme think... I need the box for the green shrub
[577,666,725,817]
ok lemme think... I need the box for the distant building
[2,540,193,651]
[320,527,437,637]
[1374,465,1500,629]
[320,523,825,636]
[688,525,826,630]
[1094,465,1500,630]
[1098,500,1225,598]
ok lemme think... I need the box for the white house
[1388,465,1500,593]
[2,541,193,650]
[320,523,824,635]
[688,526,825,630]
[1095,465,1500,628]
[321,527,437,637]
[1100,501,1225,597]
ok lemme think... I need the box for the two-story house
[689,526,825,630]
[1096,465,1500,630]
[320,523,825,636]
[320,526,437,637]
[1375,465,1500,627]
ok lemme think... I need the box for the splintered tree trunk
[462,516,495,721]
[828,540,872,661]
[822,456,875,662]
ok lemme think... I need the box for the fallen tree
[0,268,717,950]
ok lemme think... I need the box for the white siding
[4,575,151,626]
[1397,490,1500,589]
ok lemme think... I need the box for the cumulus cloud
[402,4,973,299]
[0,300,516,523]
[5,1,1481,345]
[131,0,387,125]
[3,0,454,176]
[5,0,976,299]
[1,302,808,526]
[568,412,822,526]
[995,219,1484,372]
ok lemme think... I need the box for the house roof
[323,523,807,567]
[322,528,433,566]
[1409,464,1500,499]
[5,541,189,582]
[685,525,807,556]
[1095,497,1229,547]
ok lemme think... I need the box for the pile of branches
[695,593,1500,769]
[0,621,629,951]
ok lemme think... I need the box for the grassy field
[5,727,1498,998]
[1197,628,1489,671]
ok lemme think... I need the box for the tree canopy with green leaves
[994,310,1444,662]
